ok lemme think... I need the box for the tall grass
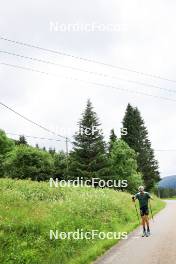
[0,178,165,264]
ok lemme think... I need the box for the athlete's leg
[141,215,146,231]
[145,215,150,231]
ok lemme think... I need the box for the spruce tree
[121,103,160,190]
[109,129,117,152]
[69,99,108,181]
[16,135,28,145]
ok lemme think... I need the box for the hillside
[158,175,176,189]
[0,178,165,264]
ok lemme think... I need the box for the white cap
[138,186,144,192]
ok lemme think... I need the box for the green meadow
[0,179,165,264]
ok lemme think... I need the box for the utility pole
[65,137,69,175]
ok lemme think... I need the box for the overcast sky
[0,0,176,177]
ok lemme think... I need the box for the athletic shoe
[142,231,146,237]
[147,230,150,236]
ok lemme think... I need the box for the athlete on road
[132,186,153,237]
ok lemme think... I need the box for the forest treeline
[0,100,160,192]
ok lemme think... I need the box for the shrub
[4,145,54,180]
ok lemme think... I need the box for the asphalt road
[94,200,176,264]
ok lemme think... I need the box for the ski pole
[149,200,154,222]
[134,202,140,225]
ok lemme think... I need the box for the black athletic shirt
[135,192,151,208]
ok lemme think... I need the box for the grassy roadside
[161,197,176,200]
[0,178,165,264]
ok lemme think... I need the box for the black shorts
[140,206,149,216]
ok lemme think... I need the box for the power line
[1,61,176,103]
[7,132,176,151]
[0,101,70,141]
[1,50,176,94]
[6,132,61,141]
[0,101,72,170]
[1,35,176,84]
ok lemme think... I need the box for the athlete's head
[138,186,145,192]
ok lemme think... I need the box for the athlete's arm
[132,193,138,202]
[148,193,153,200]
